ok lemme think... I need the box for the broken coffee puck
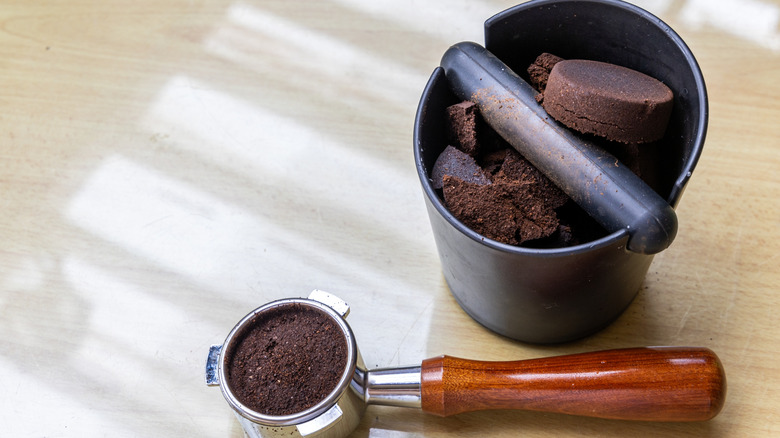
[527,52,564,93]
[442,147,564,245]
[446,101,481,157]
[431,145,491,189]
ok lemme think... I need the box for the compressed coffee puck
[543,59,674,144]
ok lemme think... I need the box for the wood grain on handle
[420,347,726,421]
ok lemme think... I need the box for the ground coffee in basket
[225,303,348,416]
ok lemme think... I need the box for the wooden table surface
[1,0,778,436]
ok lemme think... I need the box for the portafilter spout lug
[205,344,222,387]
[309,289,350,317]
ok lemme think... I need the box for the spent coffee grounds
[436,100,606,247]
[225,303,348,416]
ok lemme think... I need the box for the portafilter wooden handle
[420,347,726,421]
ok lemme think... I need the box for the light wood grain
[0,0,778,437]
